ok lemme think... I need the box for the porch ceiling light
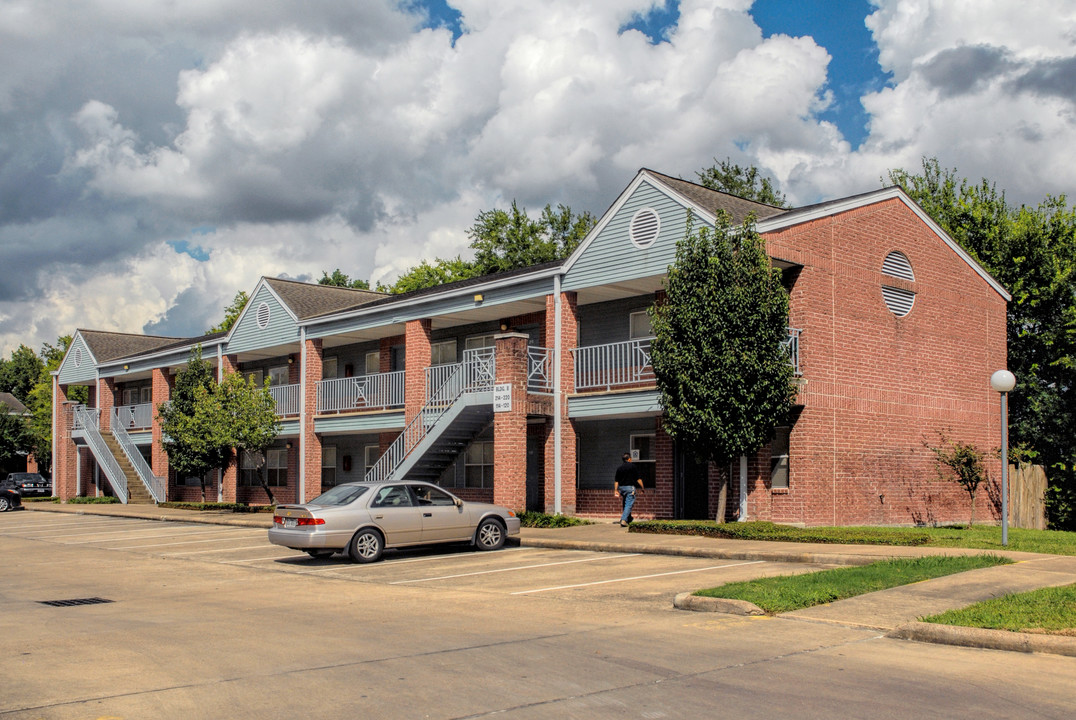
[474,293,484,303]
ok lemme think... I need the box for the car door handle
[374,514,383,519]
[423,513,432,517]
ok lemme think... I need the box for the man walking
[613,453,643,527]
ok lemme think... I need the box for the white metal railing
[785,327,802,376]
[111,403,154,430]
[527,347,554,393]
[424,348,497,404]
[112,421,165,502]
[269,383,301,416]
[425,364,457,398]
[317,371,405,413]
[366,348,495,484]
[73,406,128,503]
[572,339,654,392]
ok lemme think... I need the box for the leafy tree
[0,410,30,474]
[888,158,1076,529]
[379,256,480,294]
[0,344,46,404]
[24,336,84,476]
[206,291,250,334]
[469,202,595,274]
[927,433,991,526]
[319,269,370,289]
[649,213,796,521]
[697,158,789,207]
[158,346,281,503]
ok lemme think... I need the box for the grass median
[694,554,1012,614]
[922,583,1076,636]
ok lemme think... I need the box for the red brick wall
[303,338,323,502]
[542,291,578,514]
[404,320,431,424]
[759,197,1008,526]
[493,333,528,511]
[151,368,173,486]
[98,377,117,431]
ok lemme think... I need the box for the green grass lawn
[695,554,1012,614]
[631,520,1076,555]
[922,583,1076,635]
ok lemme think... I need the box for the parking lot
[0,511,826,605]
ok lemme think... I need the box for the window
[266,448,288,487]
[371,484,412,508]
[322,445,337,489]
[630,433,656,488]
[177,470,214,487]
[241,448,288,487]
[140,386,152,404]
[268,365,289,386]
[364,445,381,474]
[410,484,456,506]
[239,450,263,487]
[465,441,495,488]
[122,388,137,405]
[464,334,496,352]
[770,427,790,489]
[431,339,457,365]
[629,311,653,340]
[247,369,264,387]
[365,351,380,375]
[323,357,338,380]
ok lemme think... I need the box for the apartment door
[674,441,709,520]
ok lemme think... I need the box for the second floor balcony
[316,371,405,414]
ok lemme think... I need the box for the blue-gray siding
[228,284,300,354]
[568,390,662,419]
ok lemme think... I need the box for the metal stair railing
[73,406,128,504]
[366,348,495,484]
[111,421,165,503]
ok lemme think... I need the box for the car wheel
[305,549,334,559]
[348,528,384,563]
[0,496,9,512]
[475,518,505,551]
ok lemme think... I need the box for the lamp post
[990,369,1016,546]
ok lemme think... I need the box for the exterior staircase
[101,435,156,504]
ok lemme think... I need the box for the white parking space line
[66,529,246,544]
[389,553,642,584]
[110,532,262,549]
[510,560,765,595]
[162,545,273,556]
[1,520,142,534]
[13,524,179,539]
[292,546,537,573]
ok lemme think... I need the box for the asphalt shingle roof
[265,277,387,320]
[78,330,183,364]
[643,168,789,225]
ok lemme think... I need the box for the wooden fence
[1009,464,1047,530]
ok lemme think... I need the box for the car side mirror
[453,497,463,507]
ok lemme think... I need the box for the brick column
[543,291,578,514]
[303,338,323,502]
[98,377,118,431]
[493,333,528,511]
[52,378,78,501]
[404,320,432,423]
[150,368,173,489]
[218,354,240,501]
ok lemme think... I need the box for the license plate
[284,518,298,529]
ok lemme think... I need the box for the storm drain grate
[38,597,114,608]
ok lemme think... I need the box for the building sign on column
[493,383,512,413]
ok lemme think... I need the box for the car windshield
[308,485,369,507]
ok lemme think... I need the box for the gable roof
[643,169,788,225]
[264,277,387,320]
[0,392,29,415]
[78,330,182,364]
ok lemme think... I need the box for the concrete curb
[520,536,882,566]
[673,592,765,615]
[887,621,1076,657]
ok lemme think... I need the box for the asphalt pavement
[20,501,1076,657]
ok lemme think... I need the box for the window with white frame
[323,356,338,380]
[770,427,790,489]
[431,339,457,365]
[322,445,337,489]
[630,433,656,488]
[464,334,496,352]
[247,369,264,387]
[364,445,381,474]
[268,365,289,386]
[240,448,288,487]
[140,386,152,403]
[629,311,654,340]
[122,388,137,405]
[177,469,214,487]
[365,351,380,375]
[465,440,495,488]
[239,450,263,487]
[266,448,288,486]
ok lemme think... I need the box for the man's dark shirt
[615,461,640,488]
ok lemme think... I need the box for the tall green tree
[697,158,790,207]
[0,344,46,404]
[24,336,84,476]
[0,410,30,474]
[206,291,250,334]
[319,269,370,289]
[380,256,480,294]
[888,158,1076,528]
[158,346,281,503]
[469,202,595,274]
[649,213,796,521]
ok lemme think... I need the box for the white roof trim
[757,186,1010,302]
[561,169,719,275]
[223,278,299,343]
[55,330,98,378]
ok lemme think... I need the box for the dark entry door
[525,429,544,512]
[674,441,709,520]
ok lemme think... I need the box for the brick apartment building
[51,169,1010,525]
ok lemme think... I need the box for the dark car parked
[1,473,51,497]
[0,487,21,512]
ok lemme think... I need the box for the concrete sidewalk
[22,502,1076,656]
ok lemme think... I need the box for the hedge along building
[51,169,1010,525]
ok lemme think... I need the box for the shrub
[159,502,275,513]
[66,496,120,504]
[517,511,593,528]
[632,520,931,546]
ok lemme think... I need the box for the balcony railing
[527,347,554,393]
[111,403,154,430]
[317,371,405,414]
[269,383,301,416]
[424,348,496,403]
[572,329,803,392]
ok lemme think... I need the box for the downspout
[738,455,748,521]
[553,273,563,514]
[299,327,307,504]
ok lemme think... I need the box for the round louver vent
[881,250,916,317]
[73,347,83,367]
[882,251,915,281]
[629,207,660,249]
[256,302,271,330]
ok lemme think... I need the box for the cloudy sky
[2,0,1075,357]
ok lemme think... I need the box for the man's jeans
[619,488,636,523]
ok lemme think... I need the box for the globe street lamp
[990,369,1016,546]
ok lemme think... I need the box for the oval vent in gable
[256,302,271,330]
[73,347,83,367]
[629,207,660,249]
[881,250,915,317]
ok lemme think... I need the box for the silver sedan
[268,481,521,563]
